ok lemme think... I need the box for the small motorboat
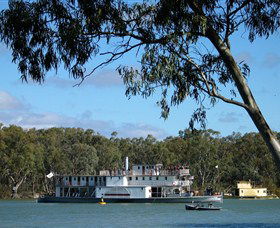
[185,203,221,211]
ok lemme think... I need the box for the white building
[236,181,268,198]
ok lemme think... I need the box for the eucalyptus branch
[83,30,178,45]
[192,78,248,110]
[224,1,233,49]
[228,0,251,18]
[74,42,144,87]
[207,81,250,110]
[9,176,15,183]
[175,50,250,110]
[195,66,249,110]
[140,83,167,95]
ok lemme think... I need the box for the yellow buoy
[98,201,107,205]
[98,197,106,205]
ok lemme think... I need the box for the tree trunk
[10,177,25,198]
[207,28,280,169]
[44,177,49,194]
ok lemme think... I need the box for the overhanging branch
[175,49,250,110]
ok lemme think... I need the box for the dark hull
[185,204,221,210]
[37,195,222,203]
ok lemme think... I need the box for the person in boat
[206,186,213,196]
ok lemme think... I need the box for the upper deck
[54,163,193,188]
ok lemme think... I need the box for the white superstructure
[55,157,193,199]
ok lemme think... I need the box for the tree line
[1,0,280,170]
[0,123,279,198]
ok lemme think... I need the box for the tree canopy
[0,0,280,167]
[0,124,280,198]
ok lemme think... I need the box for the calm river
[0,199,279,227]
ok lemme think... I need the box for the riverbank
[224,195,279,200]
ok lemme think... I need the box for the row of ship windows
[65,177,99,181]
[64,176,169,181]
[129,176,168,181]
[137,166,156,169]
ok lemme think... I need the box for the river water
[0,199,279,227]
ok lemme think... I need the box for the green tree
[164,136,189,166]
[0,123,10,197]
[0,122,279,197]
[231,133,278,185]
[183,130,221,189]
[39,128,71,174]
[0,125,37,197]
[94,137,121,170]
[64,143,98,175]
[24,128,45,196]
[1,0,279,168]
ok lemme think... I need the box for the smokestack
[125,157,129,171]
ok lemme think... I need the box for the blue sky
[0,1,280,139]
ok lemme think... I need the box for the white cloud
[0,91,27,110]
[45,70,123,88]
[0,90,167,139]
[45,77,75,88]
[117,123,168,139]
[218,112,240,123]
[0,109,167,139]
[80,110,93,120]
[84,70,123,87]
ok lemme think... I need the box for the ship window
[136,177,138,180]
[119,177,120,180]
[74,177,76,181]
[241,190,243,193]
[156,177,159,180]
[165,177,167,180]
[263,190,266,193]
[90,177,93,181]
[146,166,149,169]
[141,187,144,190]
[65,177,68,180]
[149,177,152,180]
[82,177,84,181]
[142,177,145,180]
[138,166,140,169]
[257,190,259,193]
[129,177,132,180]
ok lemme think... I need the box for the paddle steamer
[38,158,222,203]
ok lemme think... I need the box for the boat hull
[37,195,222,203]
[185,204,221,210]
